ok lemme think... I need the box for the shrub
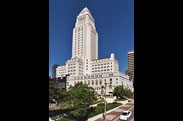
[88,102,122,117]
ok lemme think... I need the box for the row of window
[74,79,104,85]
[68,64,76,66]
[73,78,119,86]
[75,75,102,79]
[93,72,109,74]
[92,69,112,72]
[93,59,110,62]
[92,66,112,69]
[92,63,112,67]
[68,66,75,69]
[68,70,76,72]
[75,31,83,34]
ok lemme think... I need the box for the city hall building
[56,7,133,94]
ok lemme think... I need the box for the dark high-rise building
[127,51,134,81]
[52,64,59,79]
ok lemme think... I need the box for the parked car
[119,110,132,120]
[49,117,54,121]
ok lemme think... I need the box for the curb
[111,103,134,121]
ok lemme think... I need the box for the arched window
[100,79,102,85]
[96,80,98,85]
[92,80,94,85]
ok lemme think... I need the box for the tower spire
[78,7,94,20]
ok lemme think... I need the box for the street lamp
[102,80,112,121]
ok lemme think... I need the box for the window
[96,80,98,85]
[116,78,118,80]
[110,78,112,84]
[109,74,113,76]
[92,80,94,85]
[100,80,102,85]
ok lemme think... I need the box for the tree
[63,82,97,120]
[49,80,67,105]
[126,70,133,81]
[113,86,122,99]
[113,85,133,99]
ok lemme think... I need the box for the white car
[49,117,54,121]
[119,110,132,120]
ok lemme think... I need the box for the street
[113,105,134,121]
[88,99,134,121]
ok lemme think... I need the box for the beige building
[56,7,133,94]
[127,50,134,81]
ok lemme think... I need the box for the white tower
[71,7,98,75]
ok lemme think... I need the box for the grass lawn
[114,98,127,101]
[105,95,114,98]
[88,102,122,117]
[92,99,104,105]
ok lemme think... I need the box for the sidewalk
[88,99,133,121]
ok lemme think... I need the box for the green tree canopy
[113,85,133,99]
[63,82,97,120]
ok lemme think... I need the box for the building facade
[52,64,59,79]
[127,51,134,81]
[56,7,133,94]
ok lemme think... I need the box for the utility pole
[104,82,107,121]
[104,80,111,121]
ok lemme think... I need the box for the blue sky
[49,0,134,77]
